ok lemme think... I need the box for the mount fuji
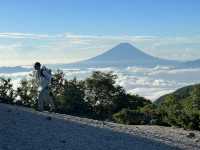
[60,43,181,68]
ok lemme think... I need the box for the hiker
[33,62,55,112]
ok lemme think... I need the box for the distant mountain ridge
[88,43,156,62]
[60,43,182,68]
[183,59,200,68]
[0,66,31,73]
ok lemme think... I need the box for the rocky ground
[0,103,199,150]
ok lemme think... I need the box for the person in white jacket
[34,62,55,111]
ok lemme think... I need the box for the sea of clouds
[1,66,200,101]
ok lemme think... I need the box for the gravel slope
[0,103,199,150]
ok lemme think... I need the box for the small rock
[46,116,52,121]
[195,139,199,143]
[7,109,12,112]
[60,140,66,143]
[187,132,195,138]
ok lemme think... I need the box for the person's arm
[42,70,52,82]
[33,70,40,87]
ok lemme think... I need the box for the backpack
[40,66,52,83]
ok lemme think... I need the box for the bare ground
[0,103,199,150]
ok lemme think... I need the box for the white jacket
[34,66,52,90]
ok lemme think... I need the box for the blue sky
[0,0,200,66]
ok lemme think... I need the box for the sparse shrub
[0,77,15,104]
[16,76,38,108]
[51,70,65,98]
[55,78,92,117]
[113,109,147,125]
[85,71,121,120]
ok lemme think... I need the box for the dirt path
[0,103,199,150]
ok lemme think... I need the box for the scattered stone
[184,128,191,131]
[187,132,195,138]
[195,139,199,143]
[7,109,12,112]
[171,126,177,129]
[46,116,52,121]
[79,125,85,128]
[60,140,66,144]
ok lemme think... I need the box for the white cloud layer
[3,66,199,101]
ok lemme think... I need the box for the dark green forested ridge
[155,83,200,130]
[155,84,200,105]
